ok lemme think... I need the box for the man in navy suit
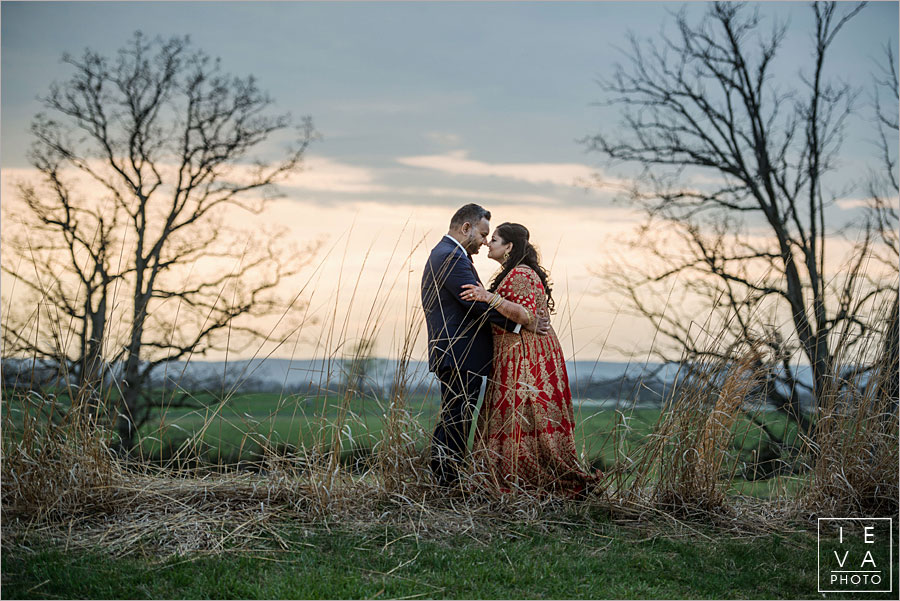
[421,203,549,488]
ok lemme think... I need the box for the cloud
[2,154,629,211]
[193,157,390,195]
[330,93,474,115]
[835,197,872,210]
[396,150,599,187]
[688,172,731,187]
[275,157,389,194]
[1,157,390,204]
[834,196,899,210]
[395,186,557,206]
[424,131,462,146]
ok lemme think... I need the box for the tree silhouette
[2,32,318,449]
[585,2,896,429]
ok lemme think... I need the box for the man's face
[462,217,491,255]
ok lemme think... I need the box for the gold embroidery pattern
[474,266,602,494]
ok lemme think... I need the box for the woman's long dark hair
[488,222,555,313]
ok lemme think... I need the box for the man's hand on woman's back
[528,308,551,336]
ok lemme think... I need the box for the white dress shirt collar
[444,235,520,333]
[443,234,469,257]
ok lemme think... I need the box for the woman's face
[486,230,513,264]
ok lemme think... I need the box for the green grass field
[3,520,894,599]
[2,389,891,600]
[135,392,801,484]
[3,388,805,497]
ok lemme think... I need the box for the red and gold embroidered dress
[474,265,601,494]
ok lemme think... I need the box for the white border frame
[818,517,893,593]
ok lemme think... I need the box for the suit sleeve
[441,255,519,333]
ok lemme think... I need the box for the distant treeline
[1,356,814,410]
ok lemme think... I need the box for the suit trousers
[430,368,484,487]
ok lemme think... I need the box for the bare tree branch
[2,32,319,449]
[586,2,894,429]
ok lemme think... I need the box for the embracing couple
[421,203,601,496]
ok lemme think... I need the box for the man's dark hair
[449,203,491,229]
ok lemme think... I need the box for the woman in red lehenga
[460,222,602,496]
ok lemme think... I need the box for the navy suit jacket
[421,237,517,376]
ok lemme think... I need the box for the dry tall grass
[803,295,899,517]
[619,349,764,515]
[2,238,897,558]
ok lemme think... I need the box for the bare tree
[866,43,899,270]
[867,42,899,407]
[2,32,318,449]
[584,2,896,429]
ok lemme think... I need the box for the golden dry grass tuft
[802,296,899,518]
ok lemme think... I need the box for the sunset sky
[2,1,898,363]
